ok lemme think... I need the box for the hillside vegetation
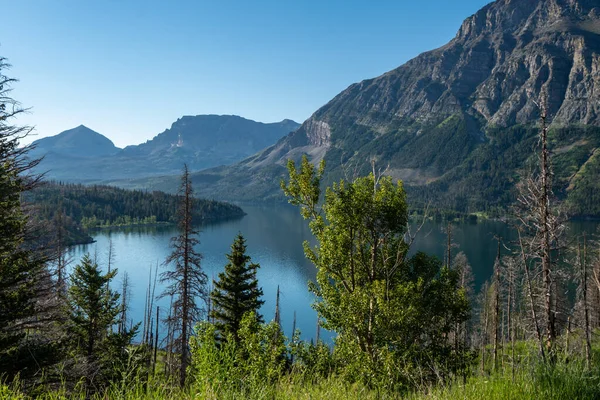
[25,182,245,244]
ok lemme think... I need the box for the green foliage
[210,233,264,341]
[0,56,60,384]
[67,254,138,390]
[5,346,600,399]
[281,156,471,390]
[289,332,335,379]
[280,156,325,221]
[564,149,600,217]
[25,181,246,245]
[190,312,287,395]
[314,115,600,217]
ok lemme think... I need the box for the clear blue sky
[1,0,491,148]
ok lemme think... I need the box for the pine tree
[160,164,207,387]
[0,56,56,383]
[68,254,137,392]
[210,233,264,342]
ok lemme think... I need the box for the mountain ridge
[114,0,600,217]
[30,115,300,182]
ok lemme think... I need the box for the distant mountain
[30,125,120,158]
[117,115,300,172]
[30,116,300,182]
[113,0,600,217]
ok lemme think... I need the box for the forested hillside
[25,182,245,244]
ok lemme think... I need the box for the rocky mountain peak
[290,0,600,153]
[457,0,600,41]
[84,0,600,218]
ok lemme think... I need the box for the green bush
[189,312,287,395]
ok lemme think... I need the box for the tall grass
[3,341,600,400]
[2,361,599,400]
[408,361,600,400]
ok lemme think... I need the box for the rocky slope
[125,0,600,216]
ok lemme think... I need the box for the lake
[70,204,600,343]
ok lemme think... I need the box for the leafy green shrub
[189,312,287,395]
[289,332,335,379]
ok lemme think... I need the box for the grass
[2,360,599,400]
[410,363,600,400]
[4,336,600,400]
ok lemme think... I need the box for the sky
[1,0,491,148]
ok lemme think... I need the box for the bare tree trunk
[291,311,297,364]
[493,239,501,372]
[481,286,489,374]
[153,306,159,376]
[274,285,281,326]
[160,165,207,387]
[518,231,546,362]
[148,262,159,344]
[539,109,555,361]
[581,236,591,368]
[165,295,174,378]
[55,210,69,298]
[143,272,151,344]
[507,257,515,381]
[180,209,190,388]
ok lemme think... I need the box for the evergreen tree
[68,254,137,392]
[161,164,207,387]
[210,233,264,342]
[0,56,58,383]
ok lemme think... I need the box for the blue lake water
[69,204,599,343]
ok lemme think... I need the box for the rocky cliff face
[296,0,600,144]
[153,0,600,215]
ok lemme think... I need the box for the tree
[281,156,470,389]
[210,233,264,342]
[67,254,137,392]
[0,56,57,383]
[161,164,207,387]
[514,102,564,362]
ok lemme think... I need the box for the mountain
[117,115,300,172]
[119,0,600,217]
[31,116,300,182]
[30,125,120,158]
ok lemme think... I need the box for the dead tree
[160,164,207,387]
[514,101,564,362]
[517,230,546,362]
[577,235,592,367]
[504,255,517,380]
[492,238,501,371]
